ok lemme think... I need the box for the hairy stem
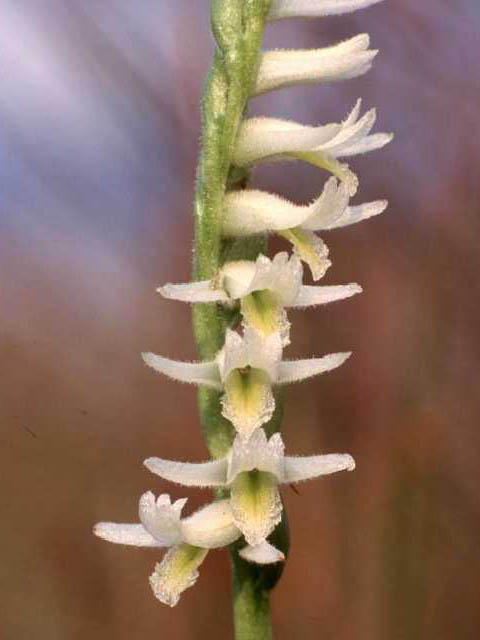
[192,1,289,637]
[193,0,274,455]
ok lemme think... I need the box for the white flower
[222,177,387,279]
[254,34,377,96]
[232,99,393,180]
[142,328,351,439]
[159,252,362,344]
[94,494,240,606]
[269,0,385,21]
[145,429,355,546]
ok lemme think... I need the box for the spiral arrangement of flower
[95,1,392,635]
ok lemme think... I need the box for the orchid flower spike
[142,327,351,440]
[233,99,393,186]
[222,177,388,280]
[254,34,377,97]
[94,493,283,606]
[159,252,362,345]
[269,0,385,21]
[145,429,355,546]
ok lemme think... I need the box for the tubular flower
[142,328,351,439]
[222,177,387,279]
[254,34,377,96]
[94,493,282,607]
[145,428,355,546]
[269,0,385,20]
[233,99,393,188]
[159,252,362,345]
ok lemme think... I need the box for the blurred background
[1,1,479,638]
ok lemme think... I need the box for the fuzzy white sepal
[254,35,377,96]
[290,283,362,308]
[159,280,228,303]
[93,522,160,547]
[269,0,385,20]
[283,453,356,483]
[278,351,352,384]
[144,457,228,488]
[142,353,222,389]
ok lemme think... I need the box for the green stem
[192,1,291,638]
[193,0,273,455]
[232,557,273,640]
[230,512,289,640]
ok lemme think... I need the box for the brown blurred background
[1,1,479,638]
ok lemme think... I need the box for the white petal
[138,492,184,546]
[158,281,228,304]
[149,544,208,607]
[230,471,283,546]
[222,189,313,237]
[338,132,394,157]
[180,500,241,548]
[271,253,304,302]
[220,253,301,305]
[323,199,388,230]
[233,117,341,167]
[247,253,303,304]
[290,283,362,308]
[302,177,351,231]
[270,0,385,20]
[320,108,377,157]
[220,261,258,299]
[144,457,228,487]
[283,453,355,483]
[218,329,283,382]
[277,351,351,384]
[142,353,222,389]
[342,98,362,127]
[93,522,160,547]
[227,430,285,483]
[239,541,285,564]
[254,35,377,96]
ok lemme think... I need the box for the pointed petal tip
[142,351,155,367]
[377,199,389,213]
[346,454,356,471]
[156,284,178,299]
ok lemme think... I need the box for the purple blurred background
[2,1,480,638]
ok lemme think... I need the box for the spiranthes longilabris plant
[94,0,392,637]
